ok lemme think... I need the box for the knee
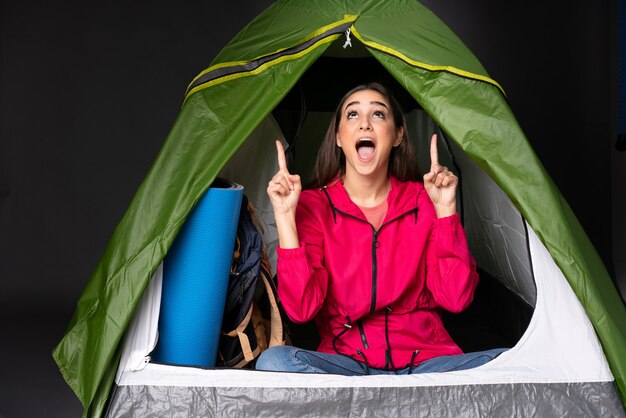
[255,346,294,371]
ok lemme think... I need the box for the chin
[353,162,383,177]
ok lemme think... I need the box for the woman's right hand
[267,140,302,216]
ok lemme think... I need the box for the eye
[347,110,358,119]
[372,110,386,119]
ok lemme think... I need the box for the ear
[393,127,404,147]
[336,134,342,148]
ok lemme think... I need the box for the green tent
[53,1,626,416]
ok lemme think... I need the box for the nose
[359,119,372,131]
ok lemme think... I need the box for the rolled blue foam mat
[151,178,243,367]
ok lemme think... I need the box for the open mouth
[356,138,376,161]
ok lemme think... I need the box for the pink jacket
[276,177,478,370]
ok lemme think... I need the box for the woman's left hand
[423,134,458,218]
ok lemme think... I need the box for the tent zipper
[185,19,356,100]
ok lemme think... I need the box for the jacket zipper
[324,206,417,313]
[357,319,369,349]
[320,187,419,314]
[370,227,379,312]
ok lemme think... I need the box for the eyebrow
[344,100,389,109]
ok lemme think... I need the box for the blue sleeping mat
[151,178,243,367]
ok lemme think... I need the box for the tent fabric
[52,0,626,416]
[449,138,537,307]
[105,383,624,418]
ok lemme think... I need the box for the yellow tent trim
[350,26,505,96]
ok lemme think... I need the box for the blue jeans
[256,346,507,375]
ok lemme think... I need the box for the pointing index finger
[276,140,287,171]
[429,134,439,168]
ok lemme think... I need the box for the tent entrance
[268,38,535,352]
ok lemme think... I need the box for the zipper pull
[135,356,151,371]
[343,28,353,49]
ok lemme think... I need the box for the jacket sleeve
[424,196,479,313]
[276,193,329,323]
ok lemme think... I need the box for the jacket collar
[322,176,422,221]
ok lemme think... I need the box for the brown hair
[308,82,420,189]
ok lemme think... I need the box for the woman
[257,82,505,375]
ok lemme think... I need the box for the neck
[342,172,391,207]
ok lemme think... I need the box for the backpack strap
[260,269,284,347]
[222,266,284,368]
[223,303,259,366]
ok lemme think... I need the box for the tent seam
[349,26,506,96]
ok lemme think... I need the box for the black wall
[0,1,622,416]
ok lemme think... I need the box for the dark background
[1,1,623,416]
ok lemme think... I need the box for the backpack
[218,196,285,368]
